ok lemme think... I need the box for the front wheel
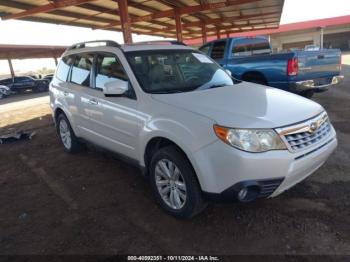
[149,146,206,218]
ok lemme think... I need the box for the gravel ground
[0,67,350,257]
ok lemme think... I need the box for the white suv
[50,40,337,218]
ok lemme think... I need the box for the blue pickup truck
[199,37,344,98]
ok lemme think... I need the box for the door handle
[88,98,99,105]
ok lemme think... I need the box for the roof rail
[131,40,187,46]
[67,40,121,51]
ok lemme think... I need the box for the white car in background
[50,40,337,218]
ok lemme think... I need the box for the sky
[1,0,350,75]
[280,0,350,24]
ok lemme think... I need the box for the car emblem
[309,122,318,133]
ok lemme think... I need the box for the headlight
[214,125,287,152]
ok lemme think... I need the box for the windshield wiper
[201,83,228,90]
[151,89,184,94]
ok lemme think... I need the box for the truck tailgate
[296,49,341,81]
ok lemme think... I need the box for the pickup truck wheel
[56,114,82,153]
[300,90,314,99]
[249,79,266,85]
[149,146,206,218]
[242,74,267,86]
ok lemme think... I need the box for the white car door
[78,52,142,159]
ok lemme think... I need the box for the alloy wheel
[155,159,187,210]
[59,119,72,150]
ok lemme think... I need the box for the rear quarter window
[251,41,271,55]
[232,38,271,56]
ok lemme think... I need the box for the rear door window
[56,56,74,82]
[70,53,94,87]
[210,40,227,60]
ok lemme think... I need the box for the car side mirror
[225,69,232,76]
[103,79,128,97]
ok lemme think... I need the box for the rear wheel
[300,90,314,99]
[149,146,206,218]
[56,113,82,153]
[33,85,47,92]
[242,73,267,86]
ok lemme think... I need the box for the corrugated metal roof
[0,0,284,41]
[186,15,350,45]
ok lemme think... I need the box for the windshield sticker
[192,53,213,63]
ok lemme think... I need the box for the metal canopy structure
[0,44,66,79]
[0,0,285,44]
[0,44,66,60]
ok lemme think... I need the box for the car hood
[151,82,324,128]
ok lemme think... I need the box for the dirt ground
[1,68,350,257]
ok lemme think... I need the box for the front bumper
[292,75,344,92]
[193,127,337,201]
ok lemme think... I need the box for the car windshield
[126,50,239,94]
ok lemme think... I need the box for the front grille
[258,178,284,198]
[276,112,332,153]
[285,120,331,151]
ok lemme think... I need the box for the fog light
[238,187,248,201]
[236,185,260,202]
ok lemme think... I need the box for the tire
[243,74,267,86]
[300,90,314,99]
[149,146,206,218]
[56,113,82,153]
[33,85,46,93]
[249,78,267,85]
